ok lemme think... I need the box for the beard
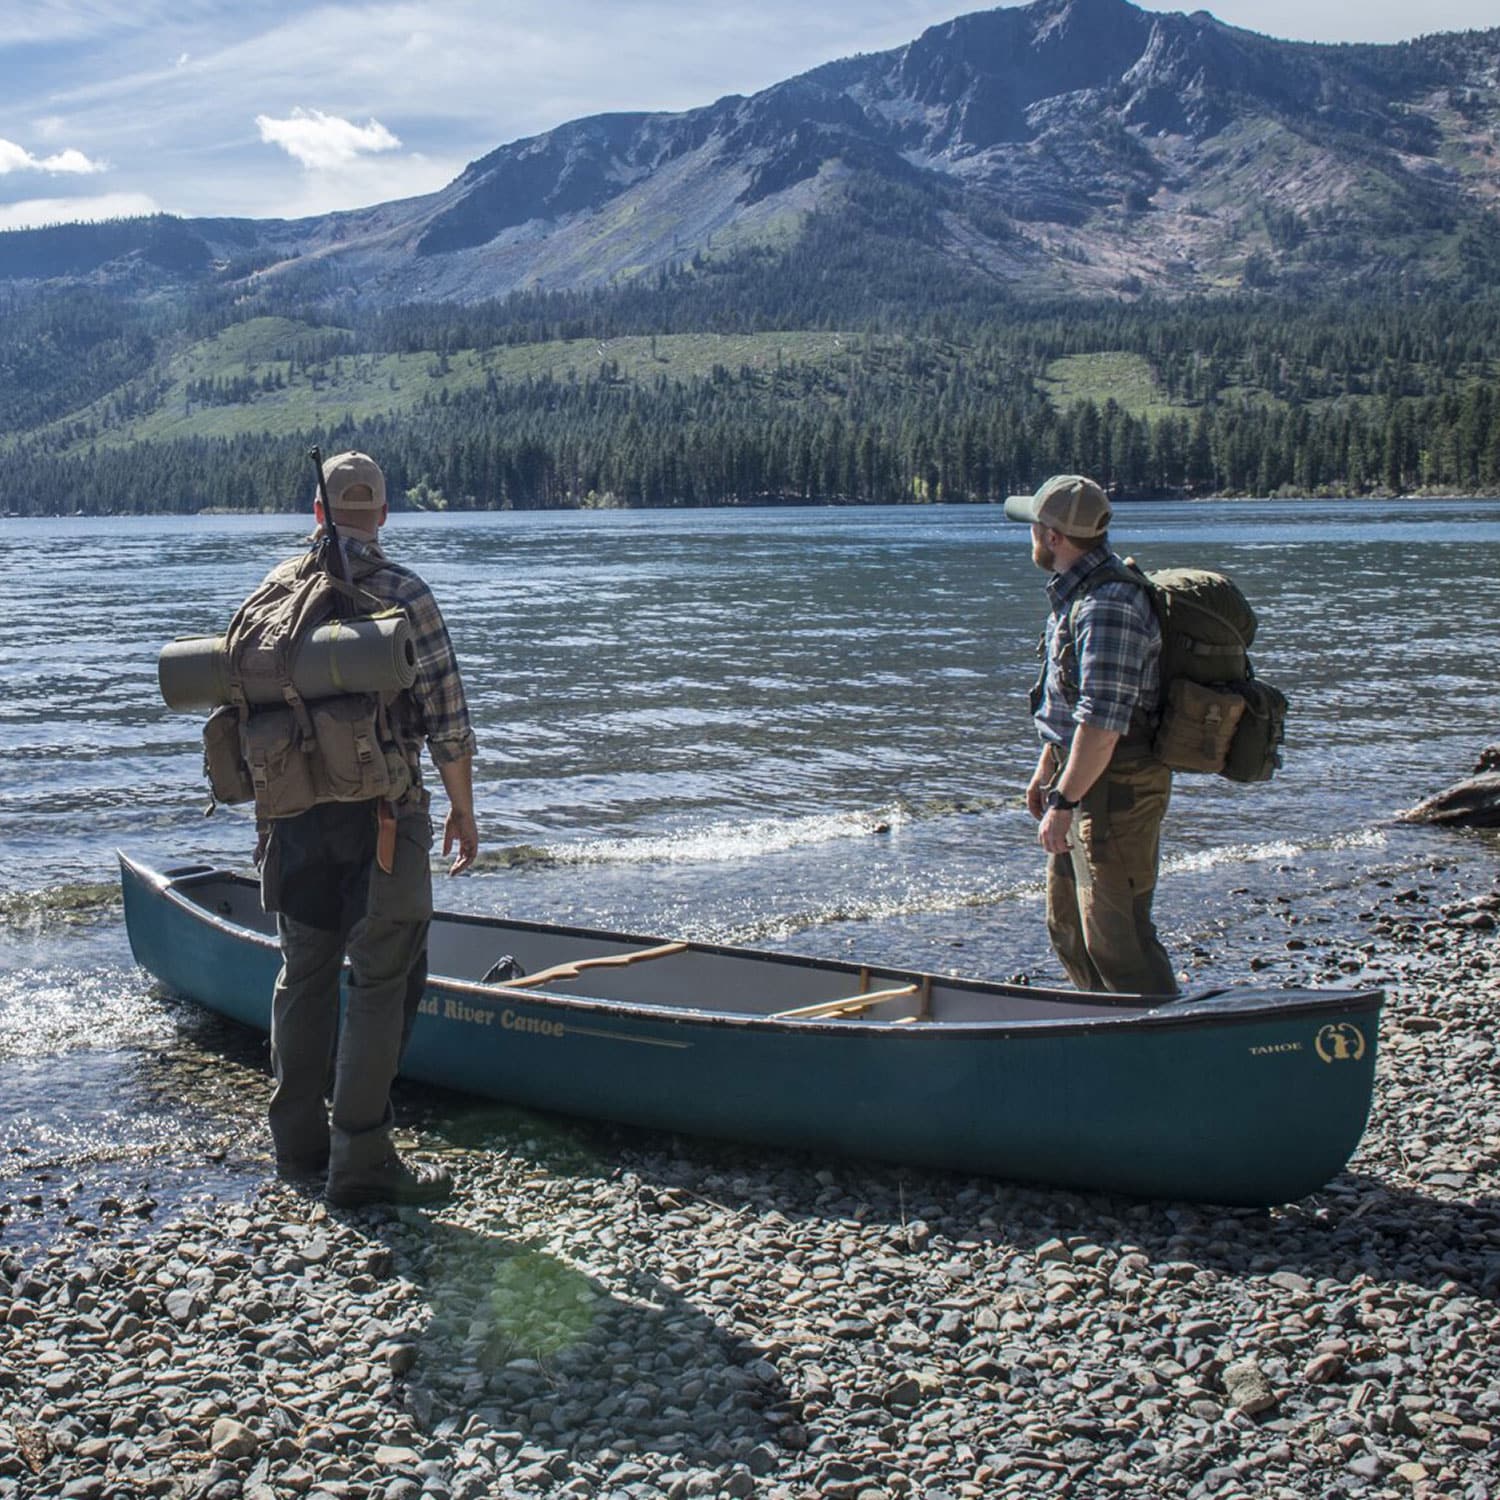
[1032,536,1057,571]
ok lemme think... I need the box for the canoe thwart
[774,983,920,1021]
[497,940,689,990]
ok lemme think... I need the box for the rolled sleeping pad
[158,613,418,712]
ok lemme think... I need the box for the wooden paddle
[499,941,688,989]
[774,983,919,1020]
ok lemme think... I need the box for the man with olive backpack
[232,450,479,1205]
[1005,474,1284,998]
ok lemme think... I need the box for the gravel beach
[2,873,1498,1500]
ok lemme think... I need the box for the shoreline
[2,881,1498,1499]
[5,490,1500,520]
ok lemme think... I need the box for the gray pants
[1046,756,1178,997]
[266,807,433,1170]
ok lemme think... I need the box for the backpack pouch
[309,695,406,804]
[203,704,255,805]
[1152,677,1247,774]
[1222,679,1288,783]
[243,707,319,819]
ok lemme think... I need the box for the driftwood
[1399,743,1500,828]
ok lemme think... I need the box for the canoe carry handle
[774,983,919,1021]
[495,941,689,989]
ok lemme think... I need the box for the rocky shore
[2,875,1498,1500]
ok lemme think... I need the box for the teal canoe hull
[119,853,1383,1206]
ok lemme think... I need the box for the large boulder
[1399,744,1500,828]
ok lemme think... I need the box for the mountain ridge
[2,0,1499,305]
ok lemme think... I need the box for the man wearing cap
[257,449,480,1205]
[1004,474,1177,996]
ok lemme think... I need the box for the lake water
[4,499,1499,1243]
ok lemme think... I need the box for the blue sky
[2,0,1496,231]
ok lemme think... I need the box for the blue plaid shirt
[343,536,477,777]
[1034,546,1160,749]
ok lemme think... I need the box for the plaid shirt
[1034,545,1160,749]
[342,536,477,779]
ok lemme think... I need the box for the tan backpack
[203,549,412,818]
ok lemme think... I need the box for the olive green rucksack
[1143,566,1286,781]
[1075,561,1287,781]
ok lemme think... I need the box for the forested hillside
[3,243,1497,513]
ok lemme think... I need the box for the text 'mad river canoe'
[119,853,1383,1207]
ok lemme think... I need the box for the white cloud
[0,191,159,230]
[0,137,106,175]
[39,147,105,174]
[0,2,204,49]
[255,108,401,171]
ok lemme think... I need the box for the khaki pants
[1046,755,1178,997]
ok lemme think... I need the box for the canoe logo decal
[418,994,565,1038]
[1315,1022,1367,1064]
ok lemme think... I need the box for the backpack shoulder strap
[341,548,393,614]
[1052,558,1163,751]
[1065,556,1159,637]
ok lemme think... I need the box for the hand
[1026,775,1049,821]
[443,807,479,875]
[1039,807,1073,855]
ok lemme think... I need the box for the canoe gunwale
[123,853,1385,1042]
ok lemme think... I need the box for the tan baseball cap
[1003,474,1111,538]
[318,450,386,511]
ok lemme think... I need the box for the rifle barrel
[308,445,352,590]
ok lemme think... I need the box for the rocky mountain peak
[1,1,1497,304]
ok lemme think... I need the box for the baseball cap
[1003,474,1111,538]
[318,450,386,511]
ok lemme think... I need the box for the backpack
[202,546,413,818]
[1070,561,1287,782]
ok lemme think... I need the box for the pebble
[2,880,1499,1499]
[1223,1358,1279,1416]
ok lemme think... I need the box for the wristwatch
[1044,787,1079,813]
